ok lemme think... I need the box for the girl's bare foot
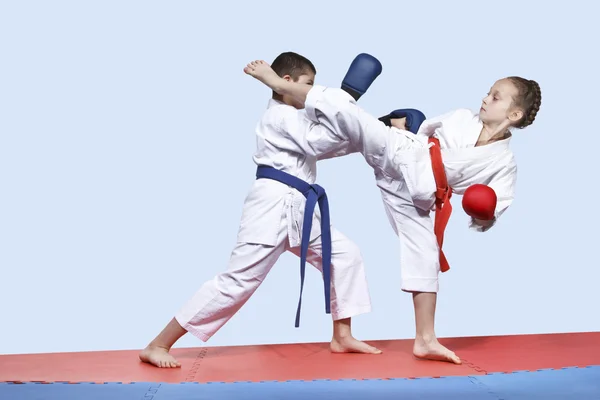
[139,345,181,368]
[243,60,283,91]
[413,336,461,364]
[330,335,382,354]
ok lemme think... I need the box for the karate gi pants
[376,173,441,294]
[174,204,372,342]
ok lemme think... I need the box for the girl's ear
[508,108,524,123]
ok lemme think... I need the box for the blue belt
[256,165,331,327]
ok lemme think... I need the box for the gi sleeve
[469,161,517,232]
[317,140,358,160]
[265,104,352,158]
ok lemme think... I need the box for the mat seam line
[461,357,489,375]
[141,383,161,400]
[468,376,503,400]
[184,348,208,382]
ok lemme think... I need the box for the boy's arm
[268,108,351,159]
[317,141,358,161]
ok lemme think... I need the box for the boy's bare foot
[330,336,382,354]
[139,345,181,368]
[243,60,283,91]
[413,336,461,364]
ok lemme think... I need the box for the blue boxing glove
[378,108,426,134]
[341,53,382,101]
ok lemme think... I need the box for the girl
[244,59,542,364]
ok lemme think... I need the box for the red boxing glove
[462,184,497,220]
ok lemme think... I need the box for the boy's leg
[288,227,381,354]
[139,317,187,368]
[140,240,287,368]
[378,178,461,364]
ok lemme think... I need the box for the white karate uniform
[175,98,372,342]
[304,85,517,293]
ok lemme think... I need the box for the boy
[140,52,381,368]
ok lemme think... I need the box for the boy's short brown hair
[271,52,316,81]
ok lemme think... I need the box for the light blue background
[1,1,598,355]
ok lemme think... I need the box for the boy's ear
[282,75,293,82]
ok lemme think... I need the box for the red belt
[428,137,451,273]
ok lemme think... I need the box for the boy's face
[284,72,315,109]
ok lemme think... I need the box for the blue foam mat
[475,366,600,399]
[1,366,599,400]
[0,382,160,400]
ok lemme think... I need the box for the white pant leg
[377,175,440,293]
[287,227,372,320]
[175,239,287,342]
[304,85,424,179]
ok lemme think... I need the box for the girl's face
[479,79,523,127]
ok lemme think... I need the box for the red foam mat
[0,332,598,383]
[445,331,600,373]
[0,347,201,383]
[192,339,480,382]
